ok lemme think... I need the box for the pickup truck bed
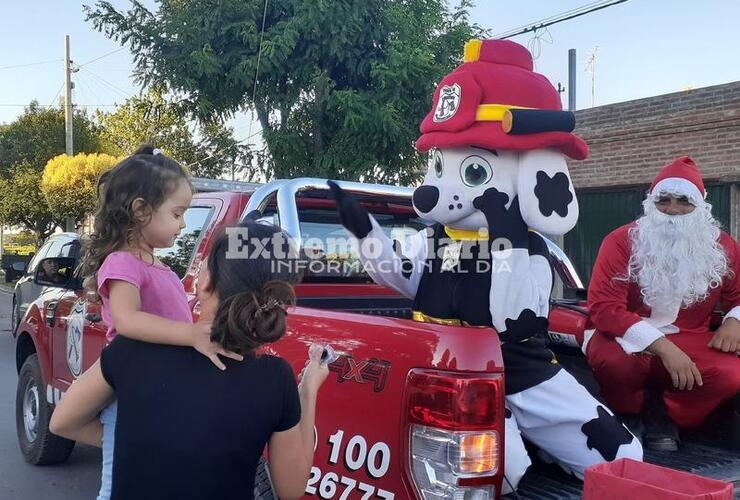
[297,295,740,499]
[511,347,740,499]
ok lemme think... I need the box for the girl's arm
[49,359,113,447]
[107,280,242,369]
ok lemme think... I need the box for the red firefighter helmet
[416,39,589,160]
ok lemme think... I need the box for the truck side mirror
[34,257,77,289]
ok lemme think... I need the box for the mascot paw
[327,180,373,239]
[473,189,528,247]
[473,187,510,215]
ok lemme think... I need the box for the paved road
[0,288,100,499]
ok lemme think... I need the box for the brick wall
[568,81,740,189]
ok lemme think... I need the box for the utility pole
[64,35,76,232]
[585,46,599,108]
[568,49,576,112]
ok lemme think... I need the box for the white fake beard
[627,198,728,308]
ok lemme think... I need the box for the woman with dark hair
[50,221,328,499]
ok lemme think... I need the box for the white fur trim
[616,320,664,354]
[581,328,595,355]
[645,299,681,333]
[651,177,705,203]
[723,305,740,323]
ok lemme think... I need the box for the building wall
[561,81,740,284]
[568,81,740,190]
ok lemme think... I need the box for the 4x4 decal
[328,355,390,393]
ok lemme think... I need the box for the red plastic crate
[583,458,734,500]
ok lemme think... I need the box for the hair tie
[257,298,286,314]
[152,148,164,156]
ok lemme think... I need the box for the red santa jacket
[587,223,740,354]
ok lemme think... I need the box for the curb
[0,286,14,296]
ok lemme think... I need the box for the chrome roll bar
[243,178,413,248]
[242,177,584,289]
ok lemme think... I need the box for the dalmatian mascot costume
[329,39,642,492]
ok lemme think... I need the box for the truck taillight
[405,370,504,500]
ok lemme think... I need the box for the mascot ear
[515,149,579,235]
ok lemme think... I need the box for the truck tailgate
[265,306,505,500]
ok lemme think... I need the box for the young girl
[82,145,243,500]
[52,221,328,499]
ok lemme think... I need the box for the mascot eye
[461,156,493,187]
[433,151,444,178]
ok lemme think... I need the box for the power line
[78,46,126,67]
[48,82,65,107]
[79,67,133,99]
[503,0,608,32]
[0,59,62,70]
[189,0,269,171]
[494,0,629,39]
[246,0,270,145]
[75,72,107,111]
[0,103,118,108]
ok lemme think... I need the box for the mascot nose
[412,185,440,213]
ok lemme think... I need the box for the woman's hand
[298,344,330,396]
[189,319,244,370]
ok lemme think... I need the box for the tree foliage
[0,162,63,243]
[95,89,254,179]
[41,153,121,223]
[0,101,103,177]
[86,0,482,184]
[9,230,38,248]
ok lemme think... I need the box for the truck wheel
[253,457,277,500]
[16,354,75,465]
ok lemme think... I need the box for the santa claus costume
[331,39,642,494]
[587,156,740,432]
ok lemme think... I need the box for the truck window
[298,208,428,281]
[155,206,214,278]
[27,239,54,274]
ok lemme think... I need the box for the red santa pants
[587,330,740,427]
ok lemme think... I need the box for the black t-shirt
[100,336,301,500]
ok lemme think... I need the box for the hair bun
[132,143,156,156]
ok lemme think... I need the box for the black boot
[620,414,644,444]
[643,389,679,451]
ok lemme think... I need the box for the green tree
[0,101,103,177]
[0,162,63,244]
[10,230,38,248]
[95,89,253,179]
[41,152,121,223]
[86,0,481,184]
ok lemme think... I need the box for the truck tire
[253,457,277,500]
[16,354,75,465]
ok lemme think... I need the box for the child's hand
[298,344,330,396]
[190,320,244,370]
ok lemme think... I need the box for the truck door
[49,239,107,394]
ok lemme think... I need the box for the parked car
[13,178,740,499]
[10,233,79,335]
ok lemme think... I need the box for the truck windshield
[298,208,429,282]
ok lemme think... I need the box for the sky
[1,0,740,143]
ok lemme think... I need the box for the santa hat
[416,39,588,160]
[649,156,706,203]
